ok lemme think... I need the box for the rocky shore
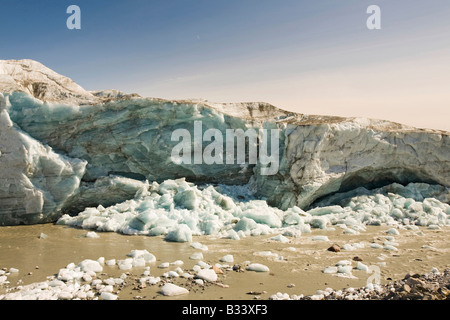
[271,268,450,300]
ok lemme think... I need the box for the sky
[1,0,449,131]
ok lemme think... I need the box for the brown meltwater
[0,223,449,300]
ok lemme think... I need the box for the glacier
[1,59,449,233]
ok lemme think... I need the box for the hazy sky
[1,0,449,131]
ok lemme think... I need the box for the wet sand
[0,223,449,300]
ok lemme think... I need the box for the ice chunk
[336,260,352,266]
[132,258,146,267]
[356,262,368,272]
[39,233,48,239]
[311,235,329,241]
[126,250,156,263]
[246,263,270,272]
[282,227,302,238]
[165,224,193,242]
[337,265,353,274]
[85,231,99,238]
[78,260,103,273]
[117,259,133,270]
[195,269,218,282]
[227,229,240,240]
[171,260,184,266]
[147,276,161,285]
[189,252,204,260]
[322,266,338,274]
[159,283,189,296]
[220,255,234,263]
[105,259,116,266]
[383,244,398,251]
[270,234,289,243]
[308,217,329,229]
[167,271,179,278]
[196,261,210,269]
[386,228,400,235]
[101,292,118,300]
[254,251,278,258]
[174,267,184,275]
[190,242,208,251]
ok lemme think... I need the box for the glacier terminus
[0,59,449,241]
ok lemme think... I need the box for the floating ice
[78,260,103,273]
[101,292,118,300]
[270,234,289,243]
[159,283,189,296]
[105,259,116,266]
[39,233,48,240]
[165,224,193,243]
[220,255,234,263]
[356,262,369,272]
[336,260,352,266]
[126,249,156,264]
[383,244,398,251]
[337,266,353,275]
[85,231,99,238]
[311,235,329,241]
[196,261,210,269]
[341,242,365,251]
[171,260,184,266]
[195,269,218,282]
[386,228,400,235]
[246,263,270,272]
[190,242,208,251]
[189,252,204,260]
[117,259,133,270]
[322,266,338,274]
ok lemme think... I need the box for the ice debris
[56,179,450,243]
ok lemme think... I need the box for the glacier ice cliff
[0,93,86,225]
[0,59,449,228]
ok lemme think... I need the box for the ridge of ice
[55,178,450,242]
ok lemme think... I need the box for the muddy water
[0,224,449,300]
